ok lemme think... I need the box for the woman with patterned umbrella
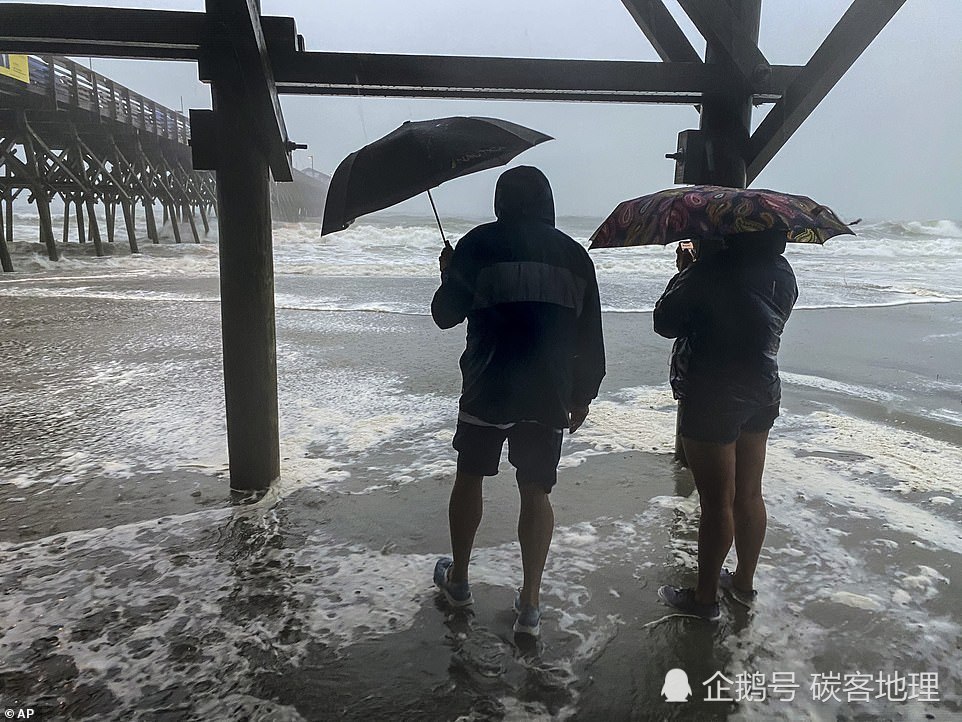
[590,186,853,621]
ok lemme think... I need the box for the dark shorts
[678,399,779,445]
[453,421,564,492]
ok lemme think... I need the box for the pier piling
[211,76,281,492]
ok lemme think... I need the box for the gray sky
[29,0,962,221]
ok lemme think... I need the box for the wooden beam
[0,4,297,61]
[1,5,796,105]
[271,52,800,103]
[676,0,769,83]
[0,4,204,59]
[747,0,907,182]
[620,0,701,63]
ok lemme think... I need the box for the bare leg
[732,430,769,591]
[518,484,554,608]
[681,437,737,606]
[448,471,483,583]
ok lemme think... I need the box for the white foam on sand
[780,371,904,404]
[0,284,218,304]
[562,386,678,462]
[780,408,962,497]
[0,493,671,718]
[276,364,455,494]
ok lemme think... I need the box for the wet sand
[1,285,960,720]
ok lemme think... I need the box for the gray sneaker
[512,590,541,637]
[433,557,473,607]
[719,568,757,608]
[657,585,721,621]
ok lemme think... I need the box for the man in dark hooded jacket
[431,166,605,636]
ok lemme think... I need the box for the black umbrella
[321,116,553,241]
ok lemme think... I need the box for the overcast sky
[23,0,962,221]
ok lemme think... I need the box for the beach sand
[1,281,960,720]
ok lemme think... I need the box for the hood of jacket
[493,166,555,226]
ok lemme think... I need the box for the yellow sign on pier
[0,54,31,84]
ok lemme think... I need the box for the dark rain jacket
[431,167,606,428]
[653,247,798,409]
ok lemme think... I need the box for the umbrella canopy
[588,185,855,249]
[321,116,552,235]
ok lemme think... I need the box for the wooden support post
[167,202,183,243]
[4,169,12,244]
[695,0,761,188]
[106,201,116,243]
[144,199,159,242]
[212,79,280,493]
[23,141,60,261]
[62,198,71,244]
[36,191,57,260]
[186,204,201,243]
[22,134,58,261]
[199,202,210,233]
[75,199,86,245]
[122,201,139,253]
[163,203,169,225]
[0,200,12,272]
[86,198,105,256]
[672,0,762,466]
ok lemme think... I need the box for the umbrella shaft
[427,189,450,247]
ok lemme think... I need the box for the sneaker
[512,588,541,636]
[657,585,721,621]
[719,568,758,608]
[433,557,473,607]
[513,603,541,637]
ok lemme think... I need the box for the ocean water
[5,211,962,312]
[1,210,961,720]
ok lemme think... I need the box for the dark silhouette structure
[0,0,907,490]
[272,166,329,222]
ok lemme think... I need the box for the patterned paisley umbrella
[588,185,855,249]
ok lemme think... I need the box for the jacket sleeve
[571,259,606,407]
[431,237,475,329]
[653,268,700,339]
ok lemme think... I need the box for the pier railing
[13,55,190,144]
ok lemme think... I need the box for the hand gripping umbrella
[321,116,553,245]
[588,185,855,249]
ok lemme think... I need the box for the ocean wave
[856,218,962,240]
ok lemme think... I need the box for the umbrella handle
[426,189,451,248]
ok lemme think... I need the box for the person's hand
[439,244,454,275]
[568,405,589,434]
[676,242,695,272]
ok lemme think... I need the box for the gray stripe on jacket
[471,261,587,315]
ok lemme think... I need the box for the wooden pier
[0,54,217,271]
